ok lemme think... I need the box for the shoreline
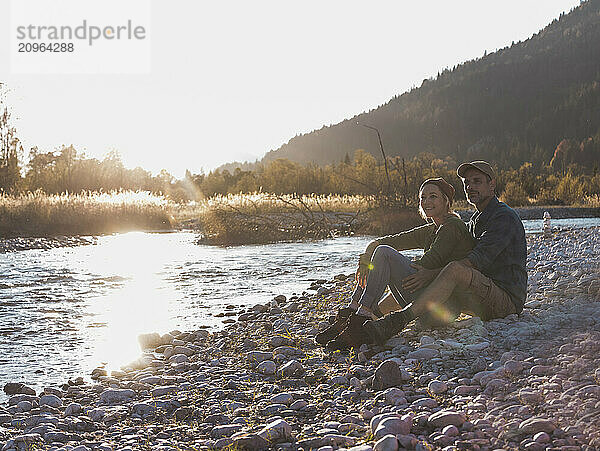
[1,227,599,450]
[1,207,599,252]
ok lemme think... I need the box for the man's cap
[457,160,495,180]
[420,177,456,205]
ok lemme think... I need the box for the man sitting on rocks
[329,160,527,349]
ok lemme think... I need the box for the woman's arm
[416,219,473,269]
[362,224,434,261]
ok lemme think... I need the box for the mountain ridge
[250,1,600,170]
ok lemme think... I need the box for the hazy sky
[0,0,581,177]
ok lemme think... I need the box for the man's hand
[402,264,438,292]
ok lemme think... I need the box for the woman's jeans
[351,245,423,316]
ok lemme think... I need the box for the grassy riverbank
[1,191,599,244]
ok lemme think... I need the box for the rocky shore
[0,236,95,253]
[457,206,600,221]
[1,227,599,450]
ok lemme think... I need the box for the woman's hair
[418,177,459,220]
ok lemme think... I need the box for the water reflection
[0,231,376,396]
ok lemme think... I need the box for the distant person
[316,177,474,347]
[327,161,527,350]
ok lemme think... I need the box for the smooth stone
[8,394,38,406]
[372,360,403,391]
[406,348,439,360]
[428,380,448,394]
[139,376,162,385]
[98,389,135,405]
[519,389,543,404]
[257,360,277,375]
[16,401,32,412]
[231,432,269,450]
[373,434,399,451]
[169,353,189,364]
[246,351,274,364]
[442,425,459,437]
[374,417,411,438]
[518,418,557,435]
[454,385,479,395]
[172,345,194,356]
[428,410,466,428]
[3,383,37,396]
[64,403,82,416]
[269,393,293,405]
[370,413,399,432]
[529,365,552,376]
[349,446,374,451]
[329,375,349,385]
[132,402,156,417]
[277,359,305,377]
[534,431,551,443]
[504,360,524,374]
[151,385,179,397]
[383,387,405,405]
[39,394,62,408]
[211,424,243,438]
[465,342,490,352]
[44,431,69,443]
[290,399,308,410]
[411,397,438,409]
[257,419,292,442]
[87,408,106,422]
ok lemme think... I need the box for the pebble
[428,380,448,394]
[256,360,276,375]
[1,227,599,449]
[428,410,466,428]
[373,434,399,451]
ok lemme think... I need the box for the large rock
[374,416,411,439]
[372,360,403,390]
[99,389,135,405]
[4,383,36,396]
[39,394,62,408]
[518,418,556,435]
[231,432,269,450]
[257,360,276,375]
[277,359,305,377]
[428,380,448,394]
[211,424,243,438]
[44,431,69,443]
[427,410,466,428]
[151,385,179,397]
[373,434,399,451]
[258,419,292,443]
[406,348,439,360]
[2,434,43,450]
[246,351,274,364]
[132,402,156,417]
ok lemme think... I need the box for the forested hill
[262,0,600,169]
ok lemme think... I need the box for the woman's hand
[355,254,370,288]
[402,264,438,292]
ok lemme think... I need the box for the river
[0,217,598,398]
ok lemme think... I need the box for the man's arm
[467,213,515,272]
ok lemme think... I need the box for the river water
[0,218,598,398]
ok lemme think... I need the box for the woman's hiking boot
[315,307,355,346]
[325,314,372,351]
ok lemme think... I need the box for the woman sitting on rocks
[316,177,474,350]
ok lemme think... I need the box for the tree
[0,86,22,192]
